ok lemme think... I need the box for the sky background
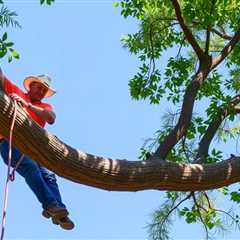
[0,0,239,239]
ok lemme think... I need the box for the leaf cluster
[0,32,19,63]
[40,0,55,5]
[116,0,240,239]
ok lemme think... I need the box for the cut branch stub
[0,90,240,192]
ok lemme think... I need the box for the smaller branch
[205,28,211,54]
[154,60,211,160]
[176,37,186,58]
[155,192,193,230]
[195,95,240,163]
[171,0,205,60]
[211,27,232,40]
[205,0,215,55]
[145,21,179,83]
[214,209,236,221]
[212,29,240,69]
[147,22,156,80]
[203,192,212,209]
[192,192,209,240]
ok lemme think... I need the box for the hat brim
[23,76,56,98]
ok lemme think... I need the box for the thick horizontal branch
[0,91,240,192]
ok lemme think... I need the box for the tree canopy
[1,0,240,239]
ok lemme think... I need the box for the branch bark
[153,59,211,160]
[171,0,205,60]
[195,95,240,162]
[1,91,240,192]
[205,28,211,54]
[211,28,232,40]
[212,29,240,69]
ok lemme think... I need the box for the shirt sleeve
[41,102,53,111]
[4,77,25,96]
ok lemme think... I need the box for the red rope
[0,100,24,240]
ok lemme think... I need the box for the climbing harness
[0,100,24,240]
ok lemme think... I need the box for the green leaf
[2,32,7,41]
[231,191,240,203]
[0,48,7,58]
[113,2,119,8]
[5,42,13,47]
[11,49,19,59]
[7,55,12,63]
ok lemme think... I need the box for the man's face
[28,82,48,102]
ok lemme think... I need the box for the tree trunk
[0,91,239,192]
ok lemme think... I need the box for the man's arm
[8,93,56,124]
[0,67,5,90]
[28,103,56,124]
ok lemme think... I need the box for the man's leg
[38,165,66,208]
[0,140,68,219]
[38,165,75,230]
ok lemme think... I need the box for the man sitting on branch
[0,68,75,230]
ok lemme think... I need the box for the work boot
[42,209,59,225]
[57,216,75,230]
[42,203,68,221]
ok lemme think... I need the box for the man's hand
[9,93,29,108]
[9,93,56,124]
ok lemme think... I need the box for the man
[0,68,74,230]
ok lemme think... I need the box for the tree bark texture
[0,91,240,192]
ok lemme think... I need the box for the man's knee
[42,172,57,183]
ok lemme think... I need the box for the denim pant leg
[0,140,58,209]
[38,164,66,208]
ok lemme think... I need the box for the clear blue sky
[0,1,239,239]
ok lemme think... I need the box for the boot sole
[59,221,75,230]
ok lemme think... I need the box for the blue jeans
[0,140,66,209]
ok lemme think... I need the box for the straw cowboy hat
[23,74,56,98]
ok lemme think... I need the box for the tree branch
[1,91,240,191]
[151,192,192,232]
[171,0,205,60]
[153,60,211,160]
[211,27,232,40]
[192,192,210,240]
[205,28,211,54]
[205,0,216,55]
[195,95,240,163]
[212,29,240,69]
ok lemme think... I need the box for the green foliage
[118,0,240,239]
[0,5,21,28]
[0,4,20,63]
[231,190,240,203]
[205,148,223,163]
[218,186,229,196]
[147,191,181,240]
[0,32,19,63]
[164,57,194,104]
[40,0,54,5]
